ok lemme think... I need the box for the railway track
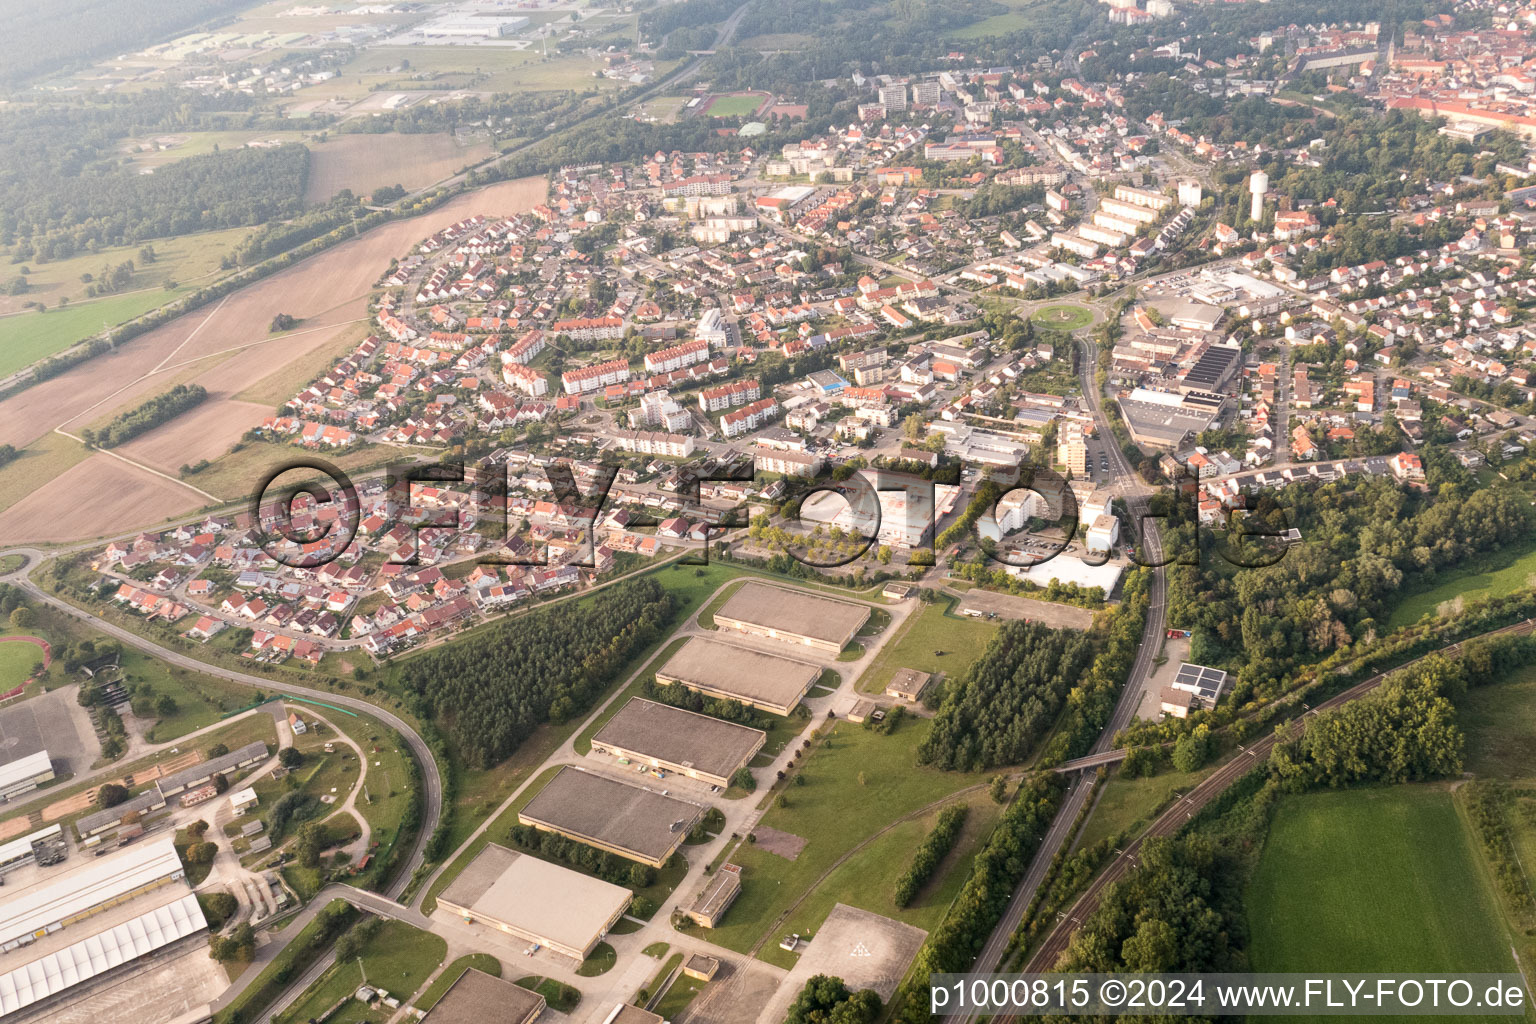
[1010,615,1536,983]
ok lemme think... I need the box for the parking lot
[0,688,93,775]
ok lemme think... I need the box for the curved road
[2,554,440,903]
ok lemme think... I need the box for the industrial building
[591,699,764,788]
[0,825,67,878]
[518,767,703,868]
[0,751,55,803]
[420,967,545,1024]
[712,581,870,653]
[438,844,630,961]
[0,836,186,953]
[1160,663,1229,718]
[75,740,269,839]
[683,863,742,928]
[656,636,822,716]
[885,668,932,703]
[1115,388,1224,451]
[0,835,208,1017]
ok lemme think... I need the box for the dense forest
[782,976,882,1024]
[1164,477,1535,707]
[398,578,675,768]
[1057,834,1246,974]
[0,0,260,87]
[82,384,207,448]
[4,143,308,254]
[917,621,1097,771]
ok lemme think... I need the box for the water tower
[1248,170,1269,221]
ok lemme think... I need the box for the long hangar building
[656,637,821,716]
[591,698,764,788]
[518,766,703,868]
[0,836,207,1017]
[711,581,870,654]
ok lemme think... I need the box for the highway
[2,556,441,903]
[946,334,1170,1024]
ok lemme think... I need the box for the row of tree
[892,803,967,908]
[81,383,207,448]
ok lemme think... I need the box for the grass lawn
[757,793,1004,971]
[1075,762,1217,850]
[413,954,501,1011]
[516,976,580,1013]
[1456,666,1536,779]
[654,970,708,1018]
[638,952,682,1004]
[214,900,358,1024]
[1386,538,1536,629]
[698,717,991,959]
[118,650,257,742]
[277,918,446,1024]
[576,942,616,977]
[854,596,999,695]
[1247,786,1515,984]
[1028,304,1094,332]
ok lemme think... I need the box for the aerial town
[1,0,1536,1023]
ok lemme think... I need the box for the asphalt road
[944,336,1171,1023]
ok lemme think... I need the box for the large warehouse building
[591,699,765,788]
[518,767,703,868]
[421,967,545,1024]
[712,581,871,653]
[656,636,822,716]
[0,836,206,1017]
[438,844,630,961]
[0,751,55,803]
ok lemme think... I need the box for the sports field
[1029,304,1094,331]
[1247,787,1514,984]
[704,93,766,117]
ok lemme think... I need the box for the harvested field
[0,176,547,452]
[116,398,276,475]
[0,176,547,544]
[0,454,210,545]
[304,133,493,204]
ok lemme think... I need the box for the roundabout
[1029,303,1095,331]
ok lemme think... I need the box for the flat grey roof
[438,843,630,954]
[593,699,764,779]
[714,580,871,646]
[519,767,703,863]
[423,968,545,1024]
[657,636,821,710]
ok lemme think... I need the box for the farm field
[0,451,212,546]
[0,175,548,545]
[1386,539,1536,628]
[116,131,312,171]
[1246,786,1514,997]
[946,0,1043,39]
[303,133,493,204]
[853,596,1000,695]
